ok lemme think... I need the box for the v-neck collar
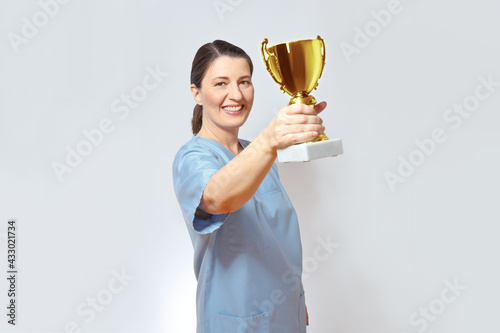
[193,135,247,158]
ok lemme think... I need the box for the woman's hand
[264,101,327,150]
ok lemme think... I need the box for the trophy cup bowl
[261,36,343,162]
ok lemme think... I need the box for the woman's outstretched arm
[199,102,327,215]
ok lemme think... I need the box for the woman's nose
[228,83,243,100]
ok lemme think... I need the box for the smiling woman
[172,40,327,333]
[191,56,254,149]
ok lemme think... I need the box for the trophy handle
[261,38,285,90]
[315,35,326,89]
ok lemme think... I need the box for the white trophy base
[277,138,343,163]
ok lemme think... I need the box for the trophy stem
[288,94,316,107]
[312,132,329,142]
[288,94,330,142]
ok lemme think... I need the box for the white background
[1,0,499,332]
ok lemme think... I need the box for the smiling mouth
[222,105,243,112]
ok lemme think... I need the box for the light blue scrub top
[173,135,306,333]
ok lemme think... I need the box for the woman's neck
[197,126,242,155]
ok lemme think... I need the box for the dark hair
[190,40,253,134]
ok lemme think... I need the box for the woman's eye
[240,80,250,85]
[215,82,226,87]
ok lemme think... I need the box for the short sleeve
[173,144,230,234]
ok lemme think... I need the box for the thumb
[314,101,327,114]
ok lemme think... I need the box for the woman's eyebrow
[212,75,251,81]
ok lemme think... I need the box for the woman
[173,40,327,333]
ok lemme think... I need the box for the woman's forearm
[199,129,277,215]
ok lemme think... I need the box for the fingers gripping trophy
[261,36,343,162]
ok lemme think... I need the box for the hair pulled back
[190,40,253,134]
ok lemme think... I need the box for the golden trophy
[261,36,343,162]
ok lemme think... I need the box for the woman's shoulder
[174,136,254,168]
[176,135,204,151]
[177,135,228,153]
[173,136,228,169]
[178,136,252,155]
[175,136,214,159]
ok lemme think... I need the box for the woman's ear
[190,84,202,106]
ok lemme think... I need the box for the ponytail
[191,104,203,134]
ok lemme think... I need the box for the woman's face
[191,56,254,136]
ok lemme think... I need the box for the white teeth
[223,106,243,112]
